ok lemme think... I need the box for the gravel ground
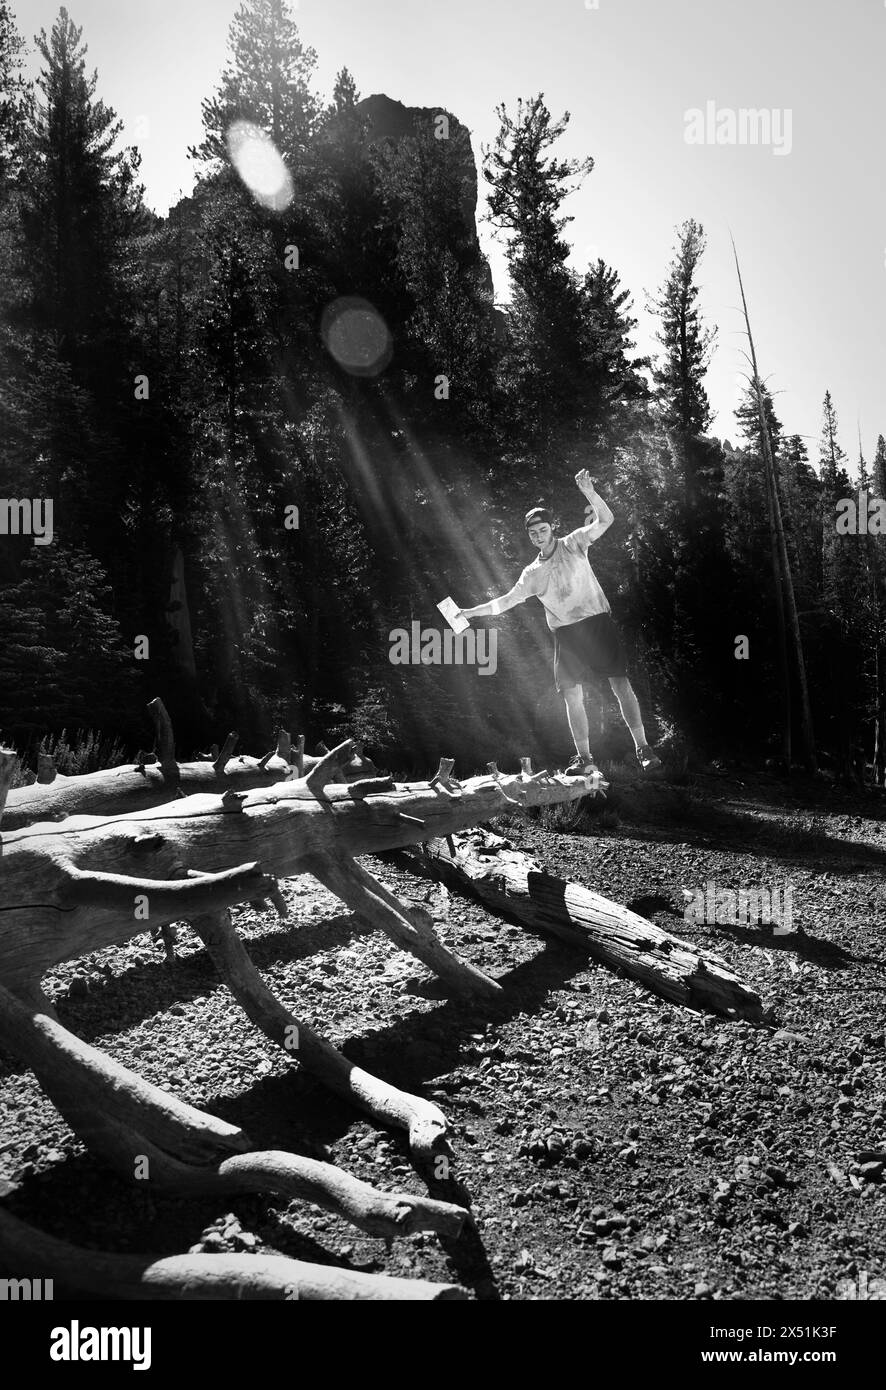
[1,768,885,1301]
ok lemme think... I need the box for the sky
[12,0,886,462]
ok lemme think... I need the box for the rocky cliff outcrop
[355,93,494,299]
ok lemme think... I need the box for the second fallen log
[396,829,764,1020]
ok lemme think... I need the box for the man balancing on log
[457,469,662,776]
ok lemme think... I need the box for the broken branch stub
[0,747,16,824]
[148,697,179,786]
[213,732,239,778]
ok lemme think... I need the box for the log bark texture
[395,828,764,1020]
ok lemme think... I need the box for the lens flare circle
[320,297,393,377]
[226,119,293,211]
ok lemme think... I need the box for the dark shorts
[553,612,628,692]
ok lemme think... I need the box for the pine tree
[648,219,717,502]
[9,7,151,577]
[778,432,821,615]
[818,390,857,617]
[818,390,851,492]
[0,2,33,504]
[731,383,792,587]
[634,220,730,748]
[19,8,144,373]
[648,220,716,432]
[191,0,320,167]
[874,434,886,501]
[873,435,886,782]
[580,260,650,441]
[725,389,812,755]
[817,391,866,774]
[855,434,886,785]
[482,95,595,465]
[0,0,29,185]
[0,543,136,740]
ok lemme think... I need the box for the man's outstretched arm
[461,580,528,620]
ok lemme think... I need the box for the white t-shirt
[510,528,610,631]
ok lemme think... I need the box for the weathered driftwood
[0,745,596,995]
[0,1210,469,1300]
[190,909,449,1157]
[3,700,376,830]
[306,853,503,1000]
[0,744,594,1144]
[0,734,601,1296]
[0,741,598,1266]
[395,828,764,1020]
[0,983,466,1240]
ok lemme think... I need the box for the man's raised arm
[567,468,613,547]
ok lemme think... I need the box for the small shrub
[36,728,129,777]
[8,750,35,788]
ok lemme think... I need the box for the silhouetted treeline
[1,2,884,782]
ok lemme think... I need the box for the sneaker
[564,753,599,777]
[636,745,662,772]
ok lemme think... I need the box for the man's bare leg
[563,684,592,760]
[609,675,660,767]
[608,676,647,750]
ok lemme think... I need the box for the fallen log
[0,742,599,1177]
[394,828,764,1020]
[3,700,377,830]
[0,1209,470,1300]
[0,982,466,1240]
[0,747,597,993]
[0,727,606,1296]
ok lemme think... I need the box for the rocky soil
[1,767,885,1301]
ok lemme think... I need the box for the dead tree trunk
[0,737,601,1296]
[732,240,817,773]
[0,744,598,1141]
[4,699,377,830]
[0,981,466,1241]
[0,1209,469,1300]
[0,746,598,994]
[393,829,763,1020]
[875,639,886,788]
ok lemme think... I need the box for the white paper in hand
[436,596,469,633]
